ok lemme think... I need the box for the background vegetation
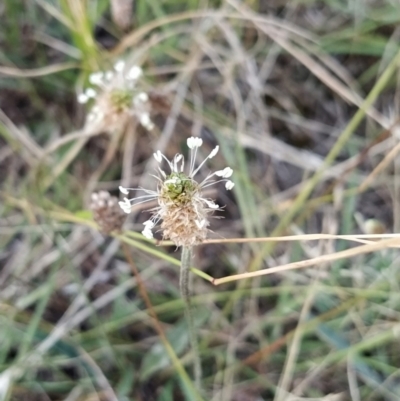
[1,0,400,400]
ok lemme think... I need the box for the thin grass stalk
[249,48,400,273]
[180,246,202,391]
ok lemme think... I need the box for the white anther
[119,186,129,195]
[215,167,233,178]
[140,113,151,127]
[89,72,104,85]
[85,88,97,98]
[154,151,162,163]
[195,219,206,229]
[137,92,149,102]
[118,201,131,214]
[143,220,155,228]
[114,60,125,72]
[105,71,114,81]
[142,227,153,239]
[225,180,235,190]
[77,93,88,103]
[187,136,203,149]
[127,66,142,80]
[204,199,219,209]
[209,145,219,159]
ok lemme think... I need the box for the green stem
[180,246,202,391]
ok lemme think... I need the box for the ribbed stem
[180,246,202,390]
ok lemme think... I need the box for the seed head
[119,137,234,246]
[78,60,154,132]
[90,191,127,234]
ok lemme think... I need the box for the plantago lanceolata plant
[118,136,234,390]
[78,60,154,132]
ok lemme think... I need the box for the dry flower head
[90,191,127,234]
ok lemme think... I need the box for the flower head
[90,191,127,234]
[119,137,234,246]
[78,60,154,131]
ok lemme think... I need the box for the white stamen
[119,201,132,214]
[225,180,235,190]
[154,151,162,163]
[139,113,154,130]
[77,93,88,104]
[114,60,125,72]
[127,66,142,80]
[136,92,149,102]
[85,88,97,98]
[195,219,206,229]
[105,71,114,81]
[209,145,219,159]
[143,220,155,228]
[119,186,129,195]
[89,72,104,85]
[204,199,219,209]
[173,154,183,172]
[215,167,233,178]
[140,114,150,124]
[187,136,203,149]
[158,167,166,178]
[142,227,153,239]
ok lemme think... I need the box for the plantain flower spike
[90,191,127,234]
[78,60,154,132]
[118,137,234,246]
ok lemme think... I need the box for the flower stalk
[180,246,202,390]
